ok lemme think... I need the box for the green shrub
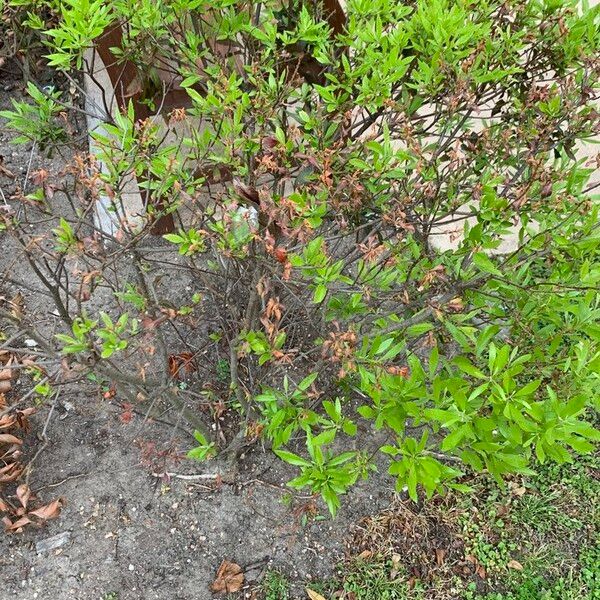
[1,0,599,517]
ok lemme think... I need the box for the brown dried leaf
[0,462,22,477]
[29,498,62,521]
[9,293,25,321]
[357,550,372,560]
[3,515,31,532]
[16,484,31,510]
[233,179,259,206]
[168,352,196,379]
[125,74,144,98]
[0,414,16,429]
[0,443,21,459]
[509,483,526,497]
[0,380,12,394]
[507,559,523,571]
[211,560,244,594]
[0,497,10,512]
[306,590,327,600]
[0,156,15,179]
[0,433,22,445]
[435,548,447,566]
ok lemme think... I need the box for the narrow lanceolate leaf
[473,252,503,276]
[453,356,486,379]
[275,450,310,467]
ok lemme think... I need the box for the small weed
[460,513,516,574]
[216,358,230,384]
[331,559,417,600]
[102,593,119,600]
[279,492,293,508]
[262,570,290,600]
[511,491,583,536]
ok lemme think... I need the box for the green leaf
[473,252,502,276]
[275,450,311,467]
[440,425,469,451]
[453,356,486,379]
[313,428,336,446]
[328,451,356,467]
[342,420,357,436]
[357,405,376,419]
[163,233,185,244]
[515,379,541,397]
[406,322,434,337]
[322,486,340,517]
[313,284,327,304]
[298,372,318,391]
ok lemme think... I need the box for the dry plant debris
[211,559,244,594]
[0,350,63,533]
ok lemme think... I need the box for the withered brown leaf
[3,515,31,532]
[29,498,63,521]
[435,548,447,566]
[0,434,22,445]
[211,560,244,594]
[507,559,523,571]
[16,484,31,510]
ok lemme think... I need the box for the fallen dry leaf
[357,549,373,560]
[119,403,134,425]
[0,462,24,483]
[0,434,22,445]
[29,499,63,521]
[9,293,25,321]
[168,352,196,379]
[390,553,402,579]
[3,515,31,532]
[306,589,327,600]
[0,156,15,179]
[16,484,31,510]
[211,560,244,594]
[435,548,447,566]
[507,559,523,571]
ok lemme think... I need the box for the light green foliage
[0,82,65,146]
[52,218,78,253]
[44,0,112,69]
[164,229,207,256]
[261,570,290,600]
[241,330,287,366]
[187,430,217,461]
[255,374,320,448]
[55,313,137,359]
[277,433,359,516]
